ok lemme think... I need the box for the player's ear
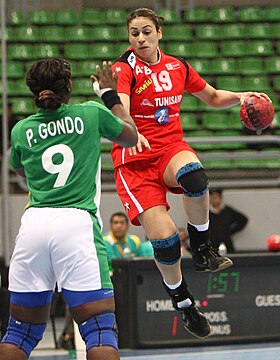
[158,28,162,40]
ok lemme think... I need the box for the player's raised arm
[91,61,138,148]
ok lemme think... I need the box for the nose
[138,33,145,44]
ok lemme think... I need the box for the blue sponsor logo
[155,107,169,124]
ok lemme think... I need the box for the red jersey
[112,47,206,167]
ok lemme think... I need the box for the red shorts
[114,141,197,226]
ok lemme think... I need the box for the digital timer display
[207,271,240,294]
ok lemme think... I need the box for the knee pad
[176,162,209,197]
[78,312,118,352]
[1,316,46,357]
[150,232,181,265]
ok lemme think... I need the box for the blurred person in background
[209,189,249,253]
[178,227,191,256]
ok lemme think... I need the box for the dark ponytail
[26,58,71,110]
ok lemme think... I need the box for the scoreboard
[112,253,280,348]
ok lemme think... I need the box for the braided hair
[26,58,71,111]
[127,8,164,31]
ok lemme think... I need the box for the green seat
[70,60,100,77]
[158,8,180,24]
[184,8,210,23]
[242,76,270,91]
[203,158,232,170]
[181,114,198,130]
[64,44,90,59]
[216,131,245,150]
[238,58,264,75]
[9,11,25,25]
[276,41,280,55]
[210,59,238,75]
[29,10,54,25]
[216,76,242,91]
[220,41,246,57]
[55,10,78,25]
[195,24,220,40]
[227,113,243,130]
[239,7,264,22]
[34,44,60,58]
[189,59,211,75]
[12,98,35,115]
[181,96,198,112]
[114,26,128,41]
[265,7,280,21]
[105,8,127,25]
[101,159,114,171]
[190,130,220,151]
[90,26,116,42]
[234,158,260,168]
[270,24,280,39]
[222,23,245,39]
[41,26,65,42]
[164,25,192,41]
[80,9,106,25]
[273,76,280,91]
[13,26,41,42]
[265,57,280,73]
[191,42,217,58]
[9,79,29,96]
[90,43,117,60]
[259,158,280,169]
[116,43,130,57]
[210,7,235,22]
[245,40,274,57]
[8,44,34,60]
[202,113,228,129]
[69,96,86,105]
[66,26,91,42]
[165,42,191,57]
[73,79,93,96]
[245,24,271,39]
[5,62,25,78]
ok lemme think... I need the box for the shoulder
[103,233,115,245]
[129,234,141,248]
[161,51,190,73]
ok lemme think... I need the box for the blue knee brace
[1,316,46,357]
[176,162,209,197]
[150,232,181,265]
[78,312,118,351]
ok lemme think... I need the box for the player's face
[128,17,162,63]
[110,216,129,240]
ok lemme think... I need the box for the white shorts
[9,207,112,293]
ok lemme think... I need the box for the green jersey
[10,101,123,220]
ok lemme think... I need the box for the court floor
[30,341,280,360]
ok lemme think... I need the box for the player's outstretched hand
[129,132,151,155]
[91,61,118,95]
[239,92,272,106]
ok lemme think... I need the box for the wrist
[101,90,122,110]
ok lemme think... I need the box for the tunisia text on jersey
[10,101,123,219]
[112,47,206,167]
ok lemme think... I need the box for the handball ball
[267,234,280,252]
[240,95,274,131]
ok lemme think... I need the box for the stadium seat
[34,44,60,58]
[180,113,198,130]
[276,42,280,55]
[195,24,221,40]
[242,76,271,91]
[64,44,90,59]
[8,44,34,60]
[70,60,100,77]
[216,131,245,150]
[265,57,280,73]
[105,8,127,25]
[202,113,228,129]
[55,10,78,25]
[270,24,280,39]
[234,158,260,169]
[13,26,41,42]
[163,25,192,41]
[41,26,65,42]
[227,113,243,130]
[69,96,85,105]
[245,24,271,39]
[203,158,232,170]
[184,8,210,23]
[238,58,264,75]
[9,79,29,96]
[265,7,280,21]
[210,59,238,75]
[216,76,242,91]
[239,7,264,22]
[181,96,198,112]
[29,10,54,25]
[222,23,245,39]
[165,42,191,57]
[12,98,35,115]
[90,26,116,42]
[189,59,211,75]
[80,9,106,25]
[191,42,217,58]
[273,76,280,91]
[90,43,117,60]
[4,62,25,78]
[9,11,25,25]
[211,7,235,22]
[245,40,274,57]
[66,26,91,42]
[114,26,128,41]
[73,79,93,96]
[157,8,180,24]
[220,41,246,57]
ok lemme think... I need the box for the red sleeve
[184,63,207,94]
[112,62,133,96]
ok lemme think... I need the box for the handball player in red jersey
[110,8,271,338]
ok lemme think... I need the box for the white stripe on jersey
[118,168,143,214]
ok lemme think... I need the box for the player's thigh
[10,304,50,324]
[163,150,200,188]
[138,205,177,240]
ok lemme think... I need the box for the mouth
[139,46,149,50]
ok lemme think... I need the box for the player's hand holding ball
[240,92,274,131]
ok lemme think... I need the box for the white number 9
[42,144,74,188]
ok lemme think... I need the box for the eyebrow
[130,25,153,31]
